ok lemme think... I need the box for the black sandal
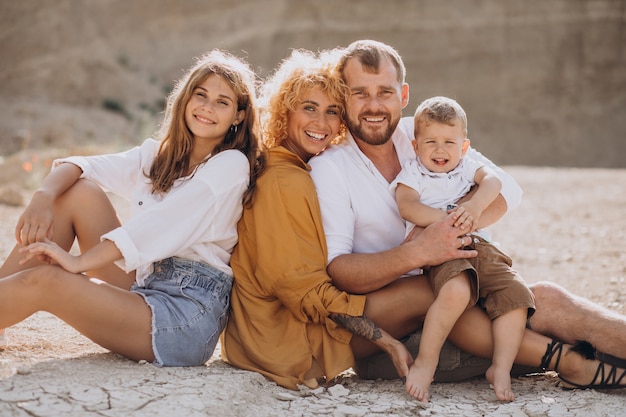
[540,339,626,390]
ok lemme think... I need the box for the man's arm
[328,210,476,294]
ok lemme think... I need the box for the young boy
[395,96,535,402]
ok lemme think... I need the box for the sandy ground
[0,166,625,417]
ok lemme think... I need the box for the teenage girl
[0,49,261,366]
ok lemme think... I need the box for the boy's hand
[447,204,474,232]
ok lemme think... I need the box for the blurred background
[1,0,625,184]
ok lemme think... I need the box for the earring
[230,124,238,134]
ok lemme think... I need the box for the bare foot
[405,358,436,402]
[486,364,515,402]
[302,378,319,389]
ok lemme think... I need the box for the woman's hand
[384,338,414,380]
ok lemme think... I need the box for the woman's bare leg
[449,306,626,388]
[350,275,434,359]
[350,274,626,389]
[529,281,626,359]
[0,265,153,361]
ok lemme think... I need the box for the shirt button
[138,201,143,206]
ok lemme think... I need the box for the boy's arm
[396,183,447,227]
[458,166,502,232]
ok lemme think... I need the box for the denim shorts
[131,257,233,366]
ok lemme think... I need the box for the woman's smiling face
[284,86,343,161]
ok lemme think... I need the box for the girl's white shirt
[53,139,249,285]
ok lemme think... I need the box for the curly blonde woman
[222,49,412,389]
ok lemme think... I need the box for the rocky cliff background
[1,0,625,172]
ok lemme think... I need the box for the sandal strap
[559,342,626,390]
[583,343,626,388]
[540,339,564,371]
[596,351,626,370]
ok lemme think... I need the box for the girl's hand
[19,238,83,274]
[15,191,55,246]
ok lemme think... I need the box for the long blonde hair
[150,49,262,206]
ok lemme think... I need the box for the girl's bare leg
[0,179,134,289]
[0,265,153,361]
[485,308,527,402]
[406,274,471,402]
[0,180,134,343]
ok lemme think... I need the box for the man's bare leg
[529,281,626,358]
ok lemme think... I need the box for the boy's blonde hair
[414,96,468,137]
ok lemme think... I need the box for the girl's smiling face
[284,86,343,161]
[185,74,243,146]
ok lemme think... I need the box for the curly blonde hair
[259,48,348,149]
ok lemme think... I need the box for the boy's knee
[439,278,471,305]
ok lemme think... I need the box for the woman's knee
[364,276,433,330]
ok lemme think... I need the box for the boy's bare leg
[406,274,471,402]
[485,308,527,402]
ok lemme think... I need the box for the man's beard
[346,112,400,146]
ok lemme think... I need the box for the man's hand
[405,208,477,268]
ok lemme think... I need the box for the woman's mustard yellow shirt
[222,146,366,390]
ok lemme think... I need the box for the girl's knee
[57,179,107,206]
[17,265,65,291]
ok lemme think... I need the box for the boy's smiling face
[413,119,469,173]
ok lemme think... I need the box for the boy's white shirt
[310,116,522,269]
